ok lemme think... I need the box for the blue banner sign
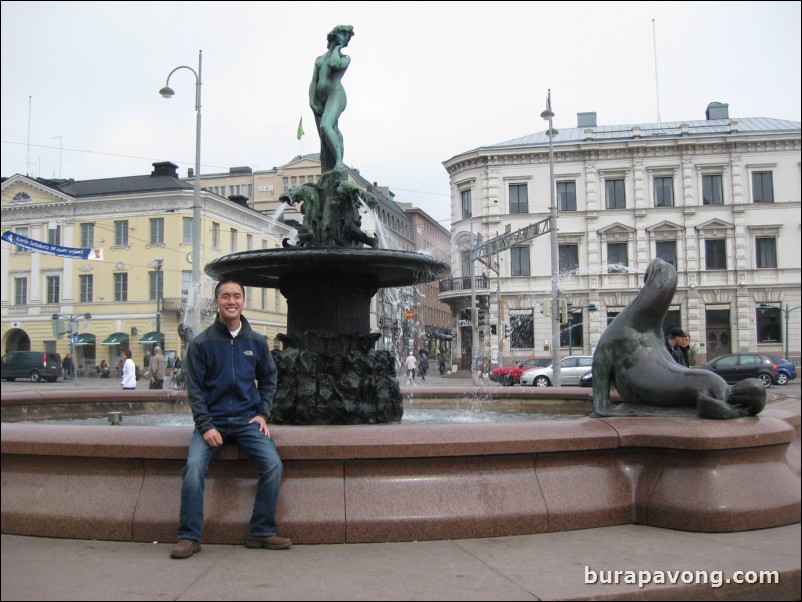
[2,230,103,260]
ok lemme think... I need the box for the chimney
[577,112,597,128]
[228,195,250,208]
[705,102,729,120]
[151,161,179,178]
[187,168,194,178]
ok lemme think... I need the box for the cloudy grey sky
[2,1,800,226]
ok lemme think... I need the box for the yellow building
[1,162,292,375]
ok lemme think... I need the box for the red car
[490,357,552,386]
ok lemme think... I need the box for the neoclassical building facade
[441,103,801,369]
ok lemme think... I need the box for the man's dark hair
[668,327,685,338]
[214,279,246,299]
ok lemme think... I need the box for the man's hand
[203,427,223,447]
[249,415,271,438]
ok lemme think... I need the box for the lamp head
[540,109,555,120]
[159,86,175,99]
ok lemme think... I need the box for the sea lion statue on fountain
[592,258,766,419]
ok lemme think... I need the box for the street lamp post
[160,50,202,337]
[785,304,801,360]
[541,90,561,386]
[149,259,164,351]
[52,313,91,385]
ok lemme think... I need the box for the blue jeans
[177,416,283,541]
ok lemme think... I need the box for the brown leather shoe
[170,539,201,559]
[245,534,292,550]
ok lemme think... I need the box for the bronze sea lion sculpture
[592,258,765,419]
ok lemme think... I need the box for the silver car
[520,355,594,387]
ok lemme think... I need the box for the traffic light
[560,299,569,325]
[477,309,486,327]
[543,299,552,316]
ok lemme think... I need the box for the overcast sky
[2,1,800,226]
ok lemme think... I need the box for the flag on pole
[297,116,304,140]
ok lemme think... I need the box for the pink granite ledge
[0,419,620,460]
[1,388,187,406]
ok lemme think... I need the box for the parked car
[698,353,779,388]
[520,355,594,387]
[578,370,593,388]
[490,357,552,386]
[1,351,62,382]
[768,355,797,385]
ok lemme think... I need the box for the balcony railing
[438,275,489,293]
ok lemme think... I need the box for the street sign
[472,218,551,260]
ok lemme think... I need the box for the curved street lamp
[541,89,561,385]
[160,50,202,337]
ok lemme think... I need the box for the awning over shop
[101,333,129,346]
[138,332,164,345]
[71,333,96,346]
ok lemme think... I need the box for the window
[510,314,534,349]
[182,271,192,296]
[183,218,193,245]
[559,244,579,275]
[461,189,472,219]
[150,218,164,245]
[247,234,254,251]
[511,246,530,276]
[605,179,626,209]
[212,222,220,249]
[607,243,628,272]
[755,238,777,269]
[461,251,471,278]
[80,223,95,248]
[230,228,238,252]
[46,275,60,304]
[756,304,782,343]
[509,184,528,214]
[114,220,128,247]
[702,174,723,205]
[705,239,726,270]
[557,181,576,211]
[14,277,28,305]
[559,308,583,347]
[752,172,774,203]
[114,273,128,302]
[47,225,61,246]
[656,240,677,268]
[283,178,289,192]
[654,177,674,207]
[80,275,93,303]
[149,271,163,301]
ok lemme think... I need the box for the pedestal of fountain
[205,224,448,425]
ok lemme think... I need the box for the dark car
[579,370,593,388]
[699,353,779,388]
[768,355,797,385]
[490,357,552,386]
[1,351,63,382]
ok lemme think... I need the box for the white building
[441,103,801,370]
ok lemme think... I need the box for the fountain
[1,27,799,557]
[204,24,447,425]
